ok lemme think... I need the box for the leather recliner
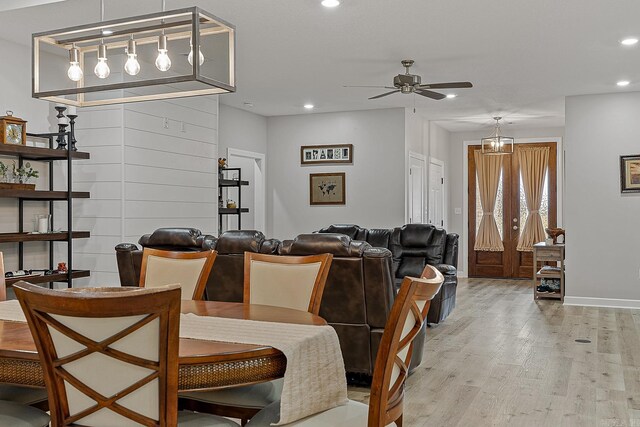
[317,223,459,324]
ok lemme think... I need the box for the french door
[468,142,557,279]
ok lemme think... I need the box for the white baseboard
[456,271,467,278]
[564,296,640,310]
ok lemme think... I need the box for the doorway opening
[225,148,266,233]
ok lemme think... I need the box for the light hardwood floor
[349,278,640,427]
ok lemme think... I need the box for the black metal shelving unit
[218,167,249,234]
[0,133,90,288]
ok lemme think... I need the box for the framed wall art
[301,144,353,165]
[310,173,346,205]
[621,155,640,193]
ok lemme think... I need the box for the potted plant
[0,161,37,190]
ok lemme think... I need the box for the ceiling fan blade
[415,89,446,100]
[344,85,397,89]
[369,90,400,100]
[417,82,473,90]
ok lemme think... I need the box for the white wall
[70,97,219,286]
[564,92,640,305]
[218,104,267,157]
[448,126,565,275]
[266,108,405,239]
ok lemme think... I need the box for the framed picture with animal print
[310,173,346,205]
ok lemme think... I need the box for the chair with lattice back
[13,282,239,427]
[245,265,444,427]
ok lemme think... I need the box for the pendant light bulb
[124,38,140,76]
[155,34,171,72]
[67,45,83,82]
[188,45,205,66]
[94,42,110,79]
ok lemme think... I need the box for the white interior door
[408,153,426,224]
[429,158,445,228]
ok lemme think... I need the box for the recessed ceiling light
[617,80,630,87]
[321,0,340,7]
[621,38,638,46]
[101,29,114,36]
[446,94,457,99]
[304,104,315,109]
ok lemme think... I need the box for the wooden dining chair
[140,248,217,300]
[243,252,333,315]
[179,252,333,425]
[244,265,444,427]
[0,252,51,412]
[13,282,240,427]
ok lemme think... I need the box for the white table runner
[0,300,349,425]
[180,313,348,425]
[0,300,26,322]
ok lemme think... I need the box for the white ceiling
[1,0,640,131]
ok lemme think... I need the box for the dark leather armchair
[390,224,459,324]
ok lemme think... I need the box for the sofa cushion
[139,227,203,249]
[366,228,392,249]
[280,234,371,257]
[317,224,367,241]
[215,230,265,254]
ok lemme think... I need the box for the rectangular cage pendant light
[32,7,235,107]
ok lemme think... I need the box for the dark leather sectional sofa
[115,224,459,378]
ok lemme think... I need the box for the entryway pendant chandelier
[481,117,514,155]
[32,0,235,106]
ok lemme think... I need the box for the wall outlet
[454,208,462,215]
[162,117,169,129]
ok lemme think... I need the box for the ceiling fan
[345,60,473,100]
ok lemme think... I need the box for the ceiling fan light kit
[345,59,473,101]
[32,6,235,106]
[481,117,514,155]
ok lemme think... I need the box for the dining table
[0,300,327,392]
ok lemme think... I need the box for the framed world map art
[620,155,640,193]
[310,173,345,205]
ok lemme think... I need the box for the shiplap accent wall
[66,96,219,287]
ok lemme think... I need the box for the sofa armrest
[434,263,457,276]
[115,243,141,287]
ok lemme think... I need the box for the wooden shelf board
[0,144,89,160]
[219,208,249,214]
[6,270,90,286]
[219,179,249,187]
[0,231,90,243]
[0,190,90,200]
[536,270,563,279]
[534,291,563,300]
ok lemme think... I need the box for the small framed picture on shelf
[301,144,353,165]
[310,172,346,205]
[620,154,640,193]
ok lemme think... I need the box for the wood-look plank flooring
[348,278,640,426]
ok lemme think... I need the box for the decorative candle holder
[54,105,68,150]
[67,114,78,151]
